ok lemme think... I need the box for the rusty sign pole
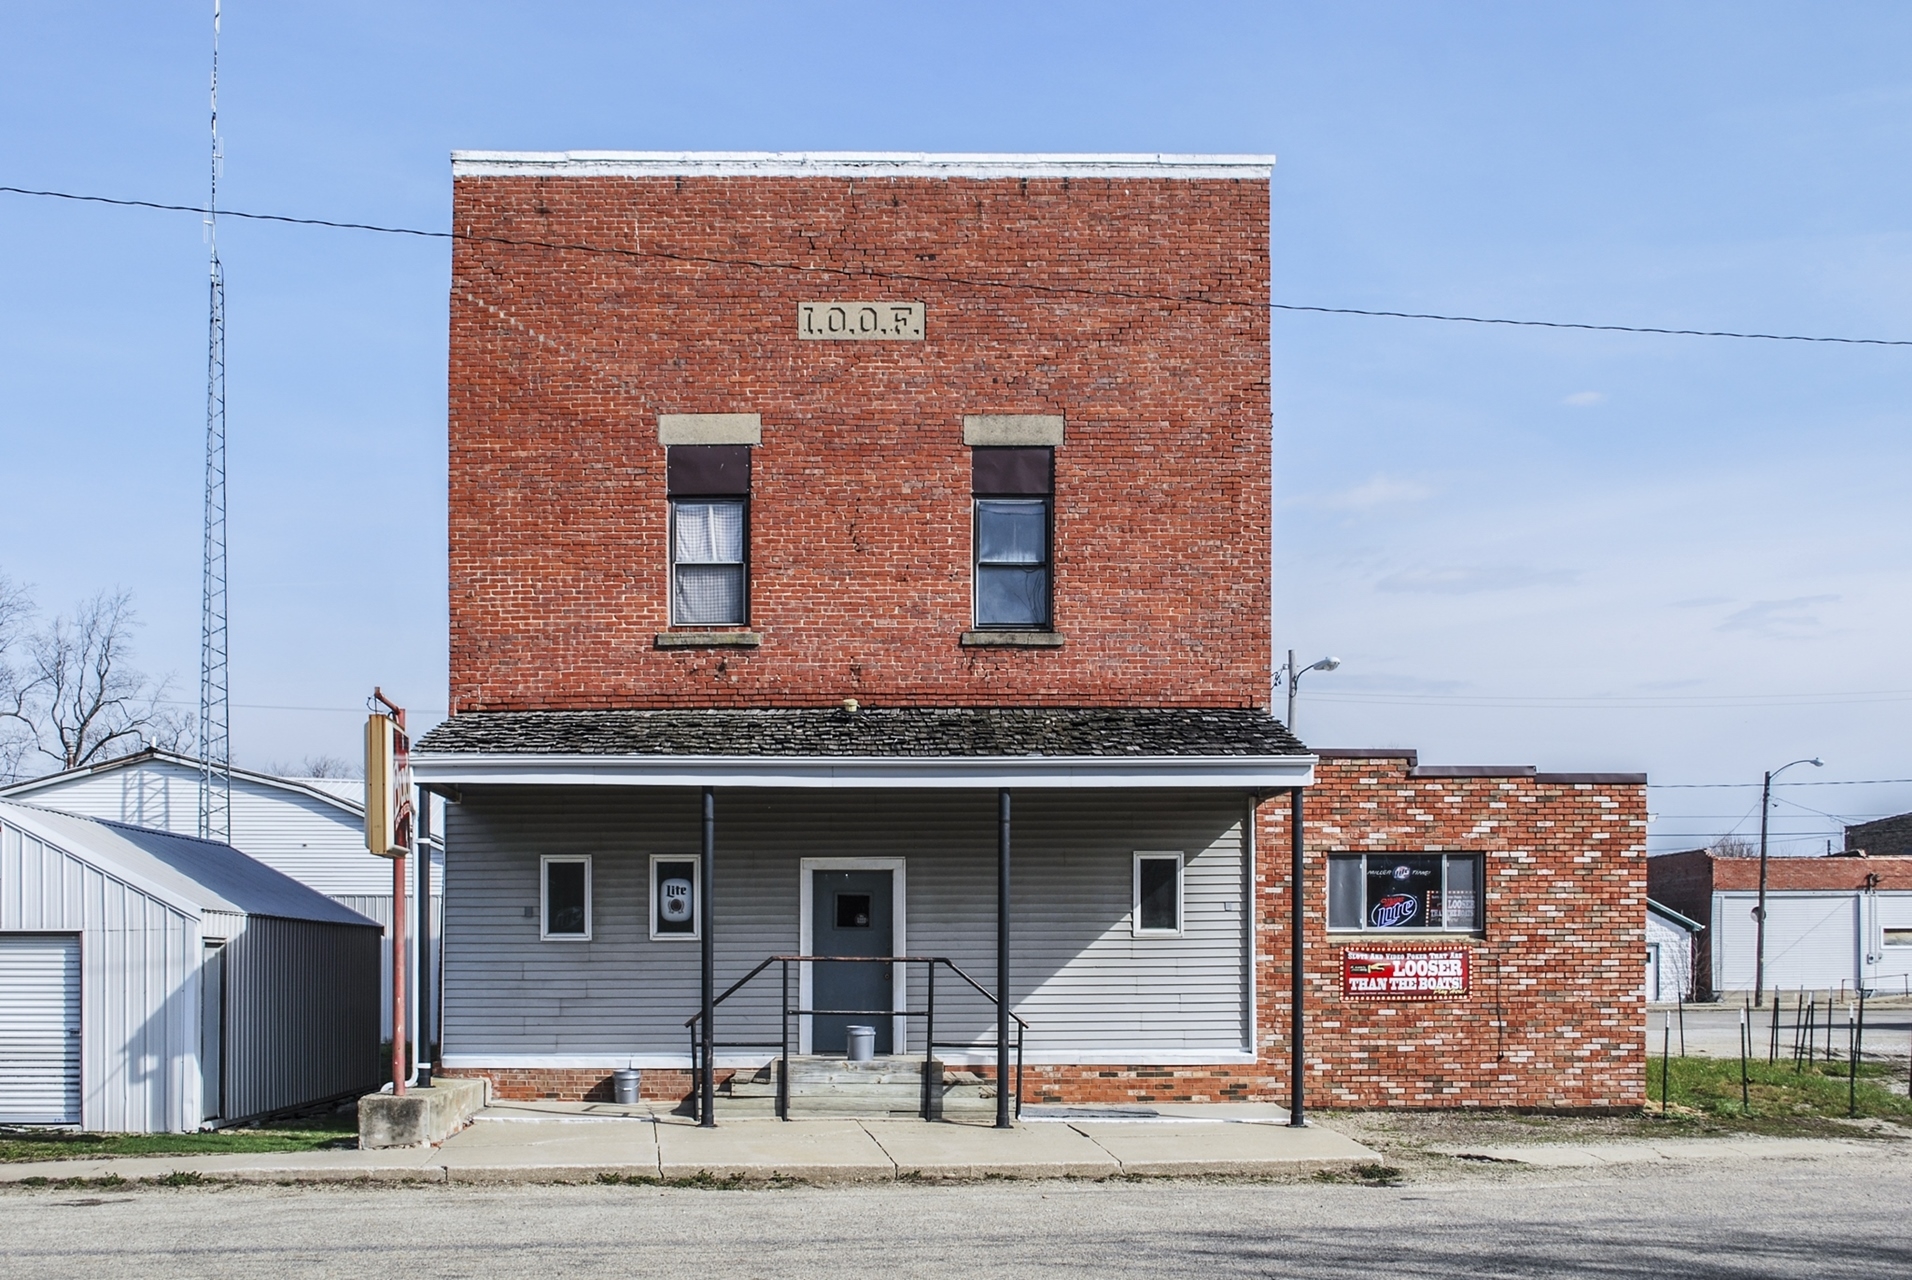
[372,689,413,1097]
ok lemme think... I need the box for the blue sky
[1,2,1908,851]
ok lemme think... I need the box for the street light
[1754,755,1823,1007]
[1281,650,1341,734]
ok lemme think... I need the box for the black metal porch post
[700,786,716,1127]
[1289,784,1307,1128]
[996,787,1012,1129]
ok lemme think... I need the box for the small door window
[1133,852,1184,936]
[541,855,592,941]
[835,893,873,929]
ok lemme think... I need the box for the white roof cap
[451,151,1273,180]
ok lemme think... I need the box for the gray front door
[811,869,894,1055]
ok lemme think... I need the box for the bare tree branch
[0,586,182,778]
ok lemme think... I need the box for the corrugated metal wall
[1645,912,1694,1000]
[207,911,382,1121]
[1,811,200,1133]
[442,787,1249,1066]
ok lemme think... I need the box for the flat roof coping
[450,151,1275,180]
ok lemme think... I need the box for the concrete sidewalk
[0,1105,1379,1186]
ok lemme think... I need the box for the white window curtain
[673,501,746,624]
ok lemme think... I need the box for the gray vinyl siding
[442,787,1250,1065]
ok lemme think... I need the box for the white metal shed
[0,800,381,1132]
[0,749,441,1044]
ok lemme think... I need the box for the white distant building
[1,749,440,1044]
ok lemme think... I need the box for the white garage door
[0,935,82,1124]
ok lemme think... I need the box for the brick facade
[447,171,1271,713]
[1259,754,1648,1111]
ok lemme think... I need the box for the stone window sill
[655,631,762,649]
[960,630,1064,649]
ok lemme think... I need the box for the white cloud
[1562,390,1606,407]
[1375,565,1580,595]
[1287,474,1433,511]
[1716,595,1840,637]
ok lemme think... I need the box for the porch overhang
[412,707,1315,791]
[412,751,1313,790]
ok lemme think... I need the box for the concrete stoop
[358,1077,490,1149]
[712,1056,998,1120]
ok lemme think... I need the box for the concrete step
[703,1057,1009,1120]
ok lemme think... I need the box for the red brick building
[414,152,1645,1117]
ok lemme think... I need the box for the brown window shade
[667,445,751,496]
[971,447,1052,496]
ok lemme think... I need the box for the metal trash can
[845,1025,876,1063]
[612,1069,642,1104]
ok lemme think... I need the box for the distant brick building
[414,151,1645,1116]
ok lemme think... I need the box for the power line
[1651,779,1912,789]
[4,183,1911,348]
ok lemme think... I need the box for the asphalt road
[3,1151,1909,1279]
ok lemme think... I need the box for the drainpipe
[700,786,716,1127]
[997,787,1012,1129]
[417,795,433,1087]
[1289,785,1306,1128]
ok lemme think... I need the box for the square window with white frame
[1133,851,1184,936]
[1327,852,1483,933]
[650,854,700,940]
[541,854,592,941]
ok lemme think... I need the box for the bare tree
[0,585,186,779]
[263,754,361,780]
[0,574,35,779]
[1711,834,1758,858]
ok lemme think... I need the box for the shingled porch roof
[412,708,1313,790]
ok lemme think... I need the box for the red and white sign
[1341,947,1471,999]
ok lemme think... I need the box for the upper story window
[972,447,1053,629]
[1328,853,1483,933]
[667,445,750,626]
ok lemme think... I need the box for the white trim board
[412,753,1315,791]
[451,151,1275,180]
[797,857,908,1055]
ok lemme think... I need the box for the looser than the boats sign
[1342,947,1471,999]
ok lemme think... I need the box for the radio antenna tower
[198,0,231,842]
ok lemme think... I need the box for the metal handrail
[685,955,1028,1122]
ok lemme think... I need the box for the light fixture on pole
[1754,755,1823,1007]
[1281,650,1341,733]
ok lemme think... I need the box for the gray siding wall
[0,812,200,1133]
[206,911,382,1121]
[442,787,1250,1065]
